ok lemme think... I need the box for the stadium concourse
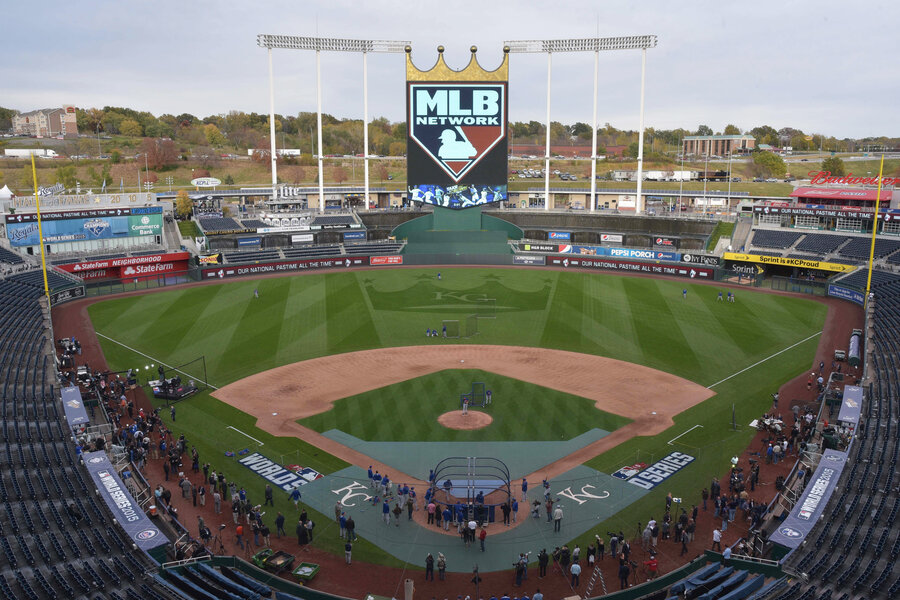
[52,265,862,600]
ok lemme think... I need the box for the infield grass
[299,368,631,442]
[87,267,828,566]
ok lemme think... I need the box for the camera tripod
[210,531,226,556]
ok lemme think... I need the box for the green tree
[55,165,77,189]
[625,141,640,158]
[696,124,713,136]
[821,156,845,176]
[109,150,122,164]
[752,151,787,177]
[21,163,37,191]
[723,124,741,135]
[223,174,235,185]
[119,118,143,137]
[175,190,193,219]
[204,123,226,146]
[0,107,17,131]
[750,125,778,146]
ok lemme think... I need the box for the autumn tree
[333,165,348,184]
[175,190,193,219]
[376,164,389,181]
[55,165,77,190]
[723,124,741,135]
[204,123,226,146]
[140,138,177,169]
[119,118,143,137]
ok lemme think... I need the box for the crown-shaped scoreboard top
[406,45,509,82]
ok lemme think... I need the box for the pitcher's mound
[438,410,492,430]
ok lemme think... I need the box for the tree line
[1,105,897,159]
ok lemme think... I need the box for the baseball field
[86,267,828,566]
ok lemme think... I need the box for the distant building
[11,105,78,138]
[682,134,755,157]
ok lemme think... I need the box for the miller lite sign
[406,46,508,207]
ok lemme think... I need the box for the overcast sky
[4,0,897,139]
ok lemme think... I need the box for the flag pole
[31,155,51,305]
[864,154,885,306]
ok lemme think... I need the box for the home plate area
[294,465,649,573]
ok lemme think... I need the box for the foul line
[94,332,219,390]
[226,426,263,446]
[668,424,703,446]
[706,331,822,390]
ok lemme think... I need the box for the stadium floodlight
[503,36,657,53]
[257,35,410,211]
[505,35,657,213]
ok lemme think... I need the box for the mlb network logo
[409,83,506,182]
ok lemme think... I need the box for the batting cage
[429,456,511,523]
[460,382,488,408]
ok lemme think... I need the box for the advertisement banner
[56,252,191,273]
[256,226,312,234]
[548,231,571,241]
[237,237,261,247]
[370,256,403,265]
[548,256,712,279]
[520,243,558,253]
[607,247,680,262]
[681,254,723,266]
[238,452,322,492]
[343,230,367,240]
[408,183,507,209]
[121,261,185,278]
[7,212,163,247]
[203,256,370,279]
[838,385,862,426]
[198,254,222,265]
[50,285,85,304]
[827,284,865,306]
[291,234,315,243]
[82,451,166,551]
[724,252,855,273]
[407,52,508,209]
[653,236,677,248]
[4,205,162,223]
[513,255,546,265]
[61,386,89,427]
[601,233,624,243]
[626,452,695,489]
[769,450,848,549]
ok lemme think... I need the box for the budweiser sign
[809,171,898,187]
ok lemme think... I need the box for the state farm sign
[122,263,176,276]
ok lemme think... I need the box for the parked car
[731,177,742,182]
[753,177,764,182]
[765,178,778,183]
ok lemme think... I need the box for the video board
[406,49,508,210]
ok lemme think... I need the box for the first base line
[227,426,263,446]
[668,424,703,446]
[706,331,822,390]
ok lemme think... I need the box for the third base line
[227,426,264,446]
[668,424,703,446]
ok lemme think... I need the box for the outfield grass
[300,368,631,441]
[88,267,828,566]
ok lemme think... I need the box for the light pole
[505,35,658,213]
[257,35,410,213]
